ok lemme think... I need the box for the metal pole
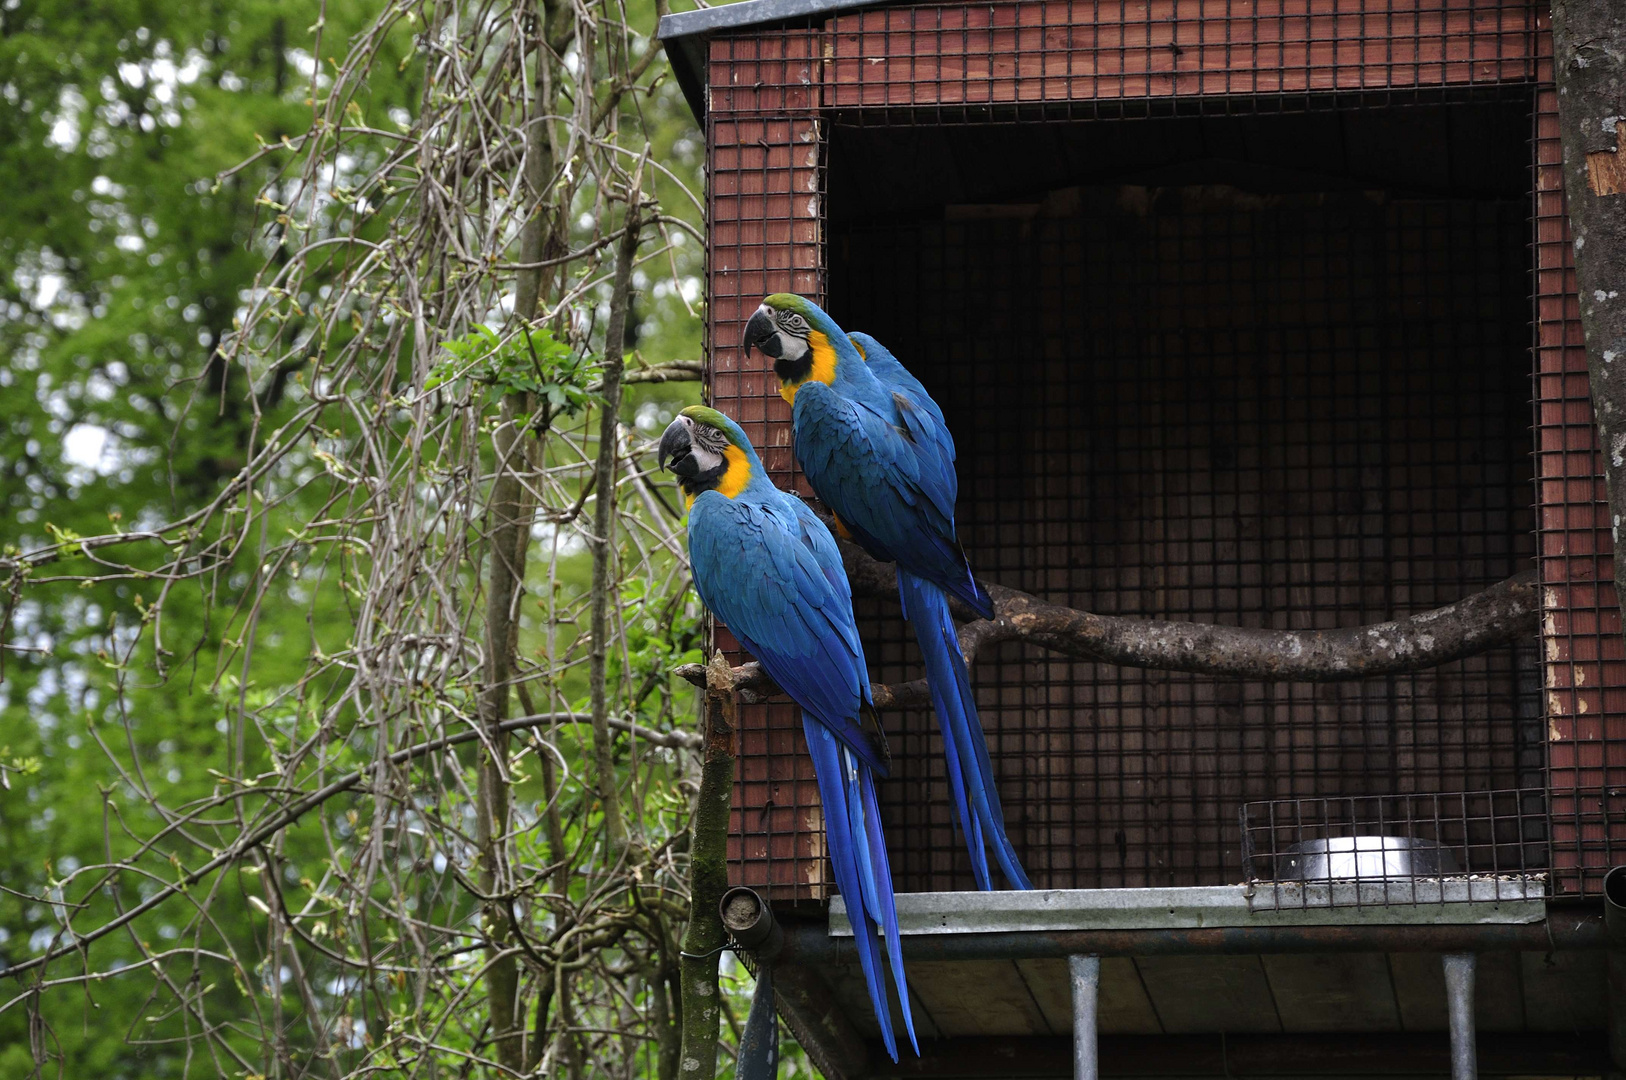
[1069,954,1100,1080]
[1442,953,1477,1080]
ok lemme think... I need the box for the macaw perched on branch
[745,296,1032,892]
[659,405,918,1061]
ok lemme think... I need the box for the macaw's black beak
[659,417,698,478]
[744,307,780,359]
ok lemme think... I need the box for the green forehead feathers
[764,292,813,315]
[679,405,742,444]
[679,404,725,425]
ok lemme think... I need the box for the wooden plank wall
[706,30,831,898]
[1533,74,1626,894]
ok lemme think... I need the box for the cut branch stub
[675,540,1539,705]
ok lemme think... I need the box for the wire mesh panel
[1532,72,1626,896]
[1241,789,1547,909]
[697,0,1609,904]
[825,0,1538,123]
[705,29,831,899]
[833,166,1539,892]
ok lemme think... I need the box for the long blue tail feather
[858,759,919,1055]
[803,715,916,1061]
[897,571,1032,890]
[925,663,992,891]
[898,568,992,889]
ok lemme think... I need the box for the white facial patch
[689,422,731,477]
[782,334,811,363]
[688,442,725,476]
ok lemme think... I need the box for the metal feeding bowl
[1273,835,1460,881]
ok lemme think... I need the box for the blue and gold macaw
[744,297,1032,891]
[659,405,918,1061]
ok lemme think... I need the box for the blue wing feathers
[793,325,1022,886]
[793,382,993,619]
[690,491,888,775]
[688,479,912,1056]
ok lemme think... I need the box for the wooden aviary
[659,1,1624,1075]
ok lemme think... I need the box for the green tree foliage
[0,0,743,1074]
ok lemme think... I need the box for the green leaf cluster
[430,324,598,416]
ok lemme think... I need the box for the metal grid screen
[700,0,1616,902]
[831,168,1539,892]
[1533,80,1626,896]
[1240,788,1547,909]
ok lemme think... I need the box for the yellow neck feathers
[684,443,753,510]
[717,444,752,498]
[778,330,838,405]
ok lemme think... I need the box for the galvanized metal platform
[830,883,1549,936]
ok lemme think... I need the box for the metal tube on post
[1442,953,1477,1080]
[1068,954,1100,1080]
[1603,866,1626,1071]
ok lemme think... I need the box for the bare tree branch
[2,713,587,984]
[678,655,738,1080]
[676,540,1539,705]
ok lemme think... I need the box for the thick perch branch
[676,540,1539,707]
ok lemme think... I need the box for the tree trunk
[476,394,530,1073]
[587,205,644,861]
[678,656,739,1080]
[1551,0,1626,622]
[475,3,572,1064]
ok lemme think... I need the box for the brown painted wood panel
[707,34,829,900]
[1520,948,1609,1032]
[1260,953,1402,1032]
[882,1033,1611,1077]
[1534,72,1626,895]
[1472,951,1527,1032]
[1015,956,1164,1035]
[822,958,948,1042]
[1388,950,1525,1032]
[1134,955,1283,1033]
[903,960,1052,1037]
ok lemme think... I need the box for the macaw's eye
[782,313,808,333]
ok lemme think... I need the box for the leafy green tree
[1,0,720,1075]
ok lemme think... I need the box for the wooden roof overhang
[758,888,1610,1078]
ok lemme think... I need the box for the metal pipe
[721,886,784,959]
[722,889,868,1079]
[1068,955,1100,1080]
[1604,866,1626,944]
[1605,868,1626,1073]
[1442,953,1477,1080]
[780,911,1605,965]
